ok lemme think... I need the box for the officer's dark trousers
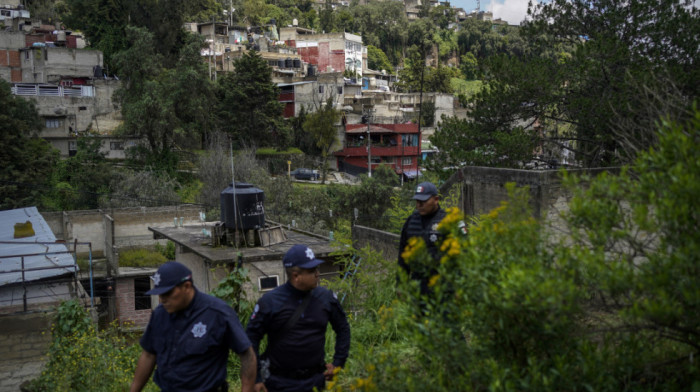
[265,372,325,392]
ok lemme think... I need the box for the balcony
[12,84,95,97]
[336,145,419,157]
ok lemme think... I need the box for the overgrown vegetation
[27,300,157,392]
[118,248,167,268]
[28,110,699,389]
[329,110,700,390]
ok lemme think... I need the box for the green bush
[119,248,167,267]
[28,300,157,392]
[342,110,700,391]
[154,241,176,261]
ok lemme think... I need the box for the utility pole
[364,105,373,178]
[212,16,217,81]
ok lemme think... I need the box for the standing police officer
[246,244,351,392]
[398,182,447,294]
[131,261,256,392]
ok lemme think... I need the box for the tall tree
[432,0,699,170]
[44,137,113,211]
[113,27,215,172]
[303,97,341,184]
[0,81,58,209]
[215,51,288,149]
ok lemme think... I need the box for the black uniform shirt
[398,206,447,292]
[246,282,350,373]
[140,289,251,391]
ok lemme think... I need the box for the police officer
[398,182,447,294]
[130,261,256,392]
[246,244,351,392]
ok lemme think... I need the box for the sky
[449,0,533,25]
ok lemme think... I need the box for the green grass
[118,248,166,267]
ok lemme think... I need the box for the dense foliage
[216,51,288,149]
[27,300,156,392]
[429,0,699,172]
[339,110,700,390]
[0,80,58,210]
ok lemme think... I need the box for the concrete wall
[352,225,400,263]
[350,166,619,262]
[20,47,102,83]
[0,312,53,392]
[440,166,617,220]
[40,205,205,261]
[19,79,122,157]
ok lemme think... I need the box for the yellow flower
[486,205,507,219]
[438,207,464,230]
[428,274,439,287]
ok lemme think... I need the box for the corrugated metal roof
[0,207,76,287]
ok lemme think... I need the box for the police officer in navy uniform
[246,244,351,392]
[398,182,447,294]
[131,262,257,392]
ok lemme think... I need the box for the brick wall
[0,312,53,392]
[8,50,20,67]
[10,68,21,82]
[115,277,152,328]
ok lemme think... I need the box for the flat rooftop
[149,223,337,265]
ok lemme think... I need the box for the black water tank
[220,182,265,230]
[285,58,293,68]
[293,58,301,68]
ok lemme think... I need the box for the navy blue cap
[146,262,193,295]
[412,182,438,201]
[283,244,325,269]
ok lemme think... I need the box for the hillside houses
[1,2,471,178]
[0,6,127,159]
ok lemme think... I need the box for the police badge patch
[151,272,161,287]
[191,322,207,338]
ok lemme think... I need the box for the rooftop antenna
[229,137,239,246]
[476,0,480,11]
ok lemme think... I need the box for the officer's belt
[269,363,325,380]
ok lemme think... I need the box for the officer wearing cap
[130,262,257,392]
[398,181,447,294]
[246,244,350,392]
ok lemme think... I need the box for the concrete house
[280,27,365,77]
[148,223,341,302]
[334,122,422,179]
[1,17,126,159]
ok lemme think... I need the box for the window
[110,142,124,150]
[371,157,381,164]
[402,157,412,166]
[259,275,279,291]
[134,277,152,310]
[337,86,343,95]
[45,118,60,128]
[402,134,418,147]
[1,10,11,17]
[319,85,325,94]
